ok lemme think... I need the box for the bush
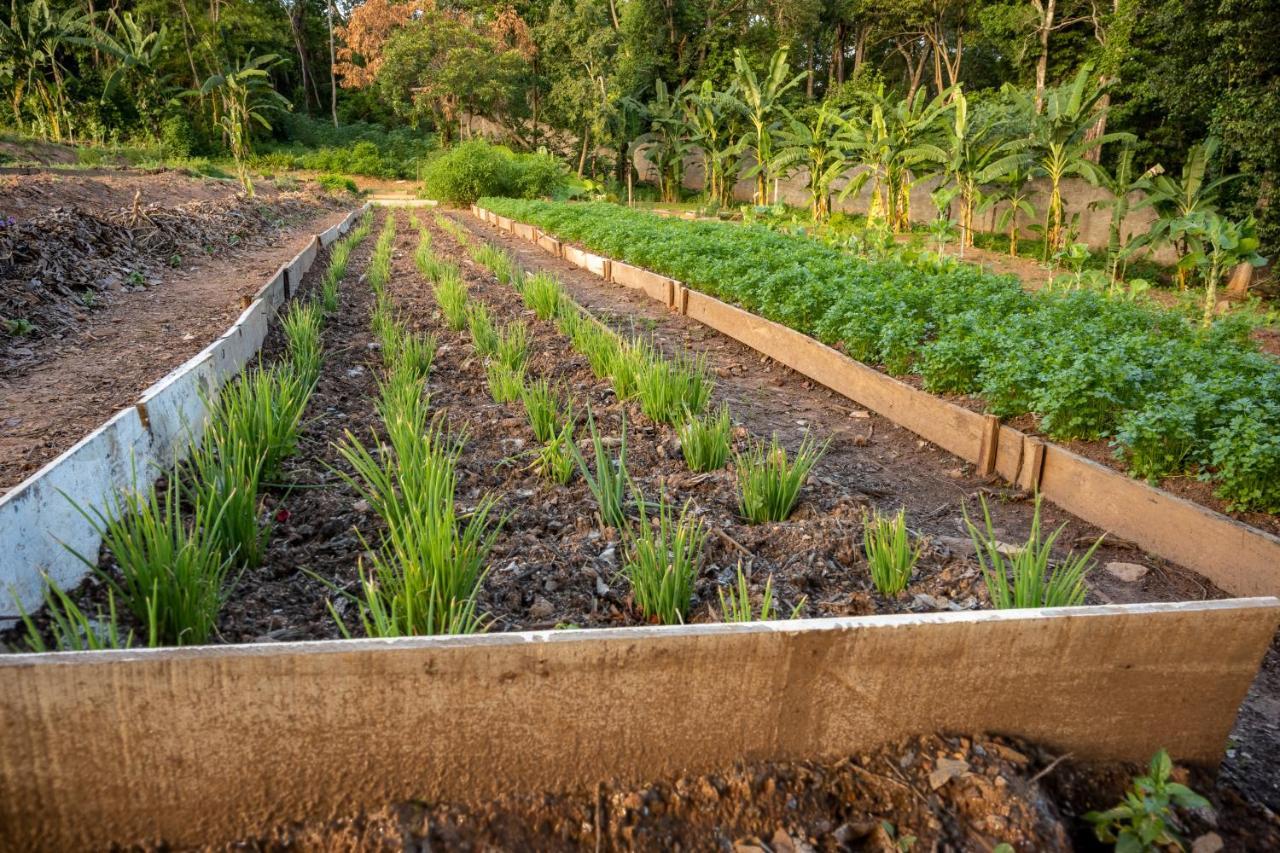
[422,140,568,206]
[316,173,359,195]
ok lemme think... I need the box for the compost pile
[0,192,331,363]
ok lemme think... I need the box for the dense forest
[1,0,1276,255]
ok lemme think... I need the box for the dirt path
[0,206,351,492]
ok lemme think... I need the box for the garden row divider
[2,601,1278,850]
[474,206,1280,599]
[0,203,371,618]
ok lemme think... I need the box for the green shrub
[422,140,567,206]
[316,173,359,195]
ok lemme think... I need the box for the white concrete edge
[0,205,365,616]
[6,597,1277,665]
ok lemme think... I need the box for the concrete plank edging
[1,597,1276,849]
[477,209,1280,598]
[0,206,365,615]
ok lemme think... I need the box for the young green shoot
[533,419,576,485]
[624,489,707,625]
[495,319,529,369]
[486,360,525,404]
[862,508,922,596]
[523,272,564,320]
[679,404,733,472]
[637,349,714,424]
[521,377,571,443]
[434,267,470,331]
[14,575,157,651]
[964,493,1101,609]
[467,303,499,355]
[734,432,827,523]
[570,408,631,530]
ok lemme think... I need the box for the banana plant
[907,88,1001,254]
[770,101,856,221]
[682,79,743,208]
[728,47,805,205]
[1087,142,1160,283]
[839,83,951,233]
[977,160,1037,257]
[195,53,291,197]
[1134,138,1242,289]
[635,79,693,203]
[0,0,90,141]
[1174,211,1267,326]
[91,11,179,134]
[988,65,1131,261]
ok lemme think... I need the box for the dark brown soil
[0,170,351,492]
[210,735,1277,852]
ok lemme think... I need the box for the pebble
[527,596,554,619]
[1192,833,1224,853]
[1105,561,1149,582]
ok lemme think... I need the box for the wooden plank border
[474,209,1280,597]
[2,599,1276,850]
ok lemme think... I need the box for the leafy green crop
[483,198,1280,513]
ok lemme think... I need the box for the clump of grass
[319,215,371,314]
[65,472,234,646]
[434,267,470,330]
[486,360,525,404]
[862,508,922,596]
[397,332,437,380]
[734,433,827,523]
[965,493,1100,609]
[606,340,647,400]
[568,317,622,382]
[523,272,564,320]
[282,298,324,386]
[679,404,732,472]
[495,319,529,369]
[367,216,397,294]
[636,350,714,424]
[521,378,571,443]
[533,420,576,484]
[467,303,499,355]
[183,431,268,568]
[334,409,500,637]
[471,242,519,287]
[435,213,470,246]
[571,409,630,530]
[14,575,157,651]
[624,490,707,625]
[209,362,312,482]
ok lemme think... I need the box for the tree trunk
[328,0,338,126]
[833,22,846,84]
[1033,0,1056,112]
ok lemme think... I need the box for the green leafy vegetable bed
[482,198,1280,514]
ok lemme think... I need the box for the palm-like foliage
[196,53,291,197]
[0,0,89,141]
[1087,142,1160,282]
[988,65,1132,260]
[728,47,805,204]
[683,79,742,208]
[977,160,1037,257]
[1134,138,1242,288]
[840,84,950,232]
[772,101,856,221]
[91,11,178,133]
[636,79,693,203]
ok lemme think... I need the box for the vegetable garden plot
[478,199,1280,521]
[3,206,1279,849]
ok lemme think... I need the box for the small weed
[624,489,707,625]
[486,360,525,404]
[168,253,182,268]
[4,315,35,335]
[571,409,630,530]
[127,270,145,287]
[862,508,922,596]
[965,493,1101,609]
[1085,749,1209,851]
[77,291,98,309]
[734,433,827,523]
[523,272,564,320]
[679,404,732,472]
